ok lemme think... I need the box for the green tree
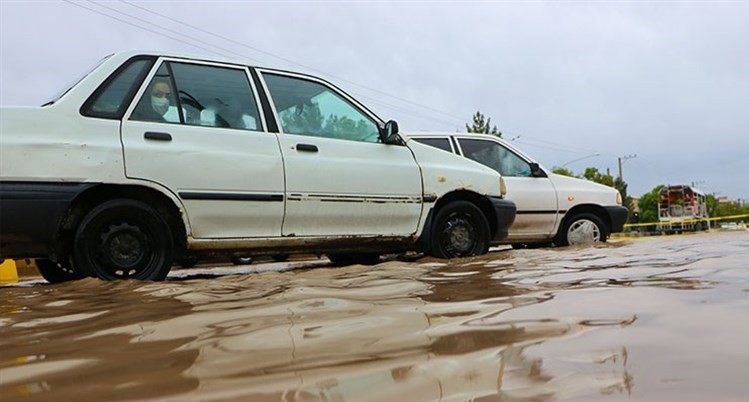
[614,176,634,213]
[551,167,577,177]
[582,167,615,187]
[466,111,502,137]
[638,185,665,223]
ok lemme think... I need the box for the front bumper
[489,196,516,241]
[605,205,629,233]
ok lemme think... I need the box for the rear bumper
[0,182,91,259]
[605,205,629,233]
[489,197,516,241]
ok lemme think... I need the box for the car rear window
[81,57,155,119]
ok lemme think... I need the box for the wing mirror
[380,120,405,145]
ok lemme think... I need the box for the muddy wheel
[429,201,490,259]
[327,253,380,266]
[555,213,607,246]
[36,258,78,284]
[74,199,174,281]
[230,256,254,265]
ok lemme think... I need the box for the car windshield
[42,54,113,106]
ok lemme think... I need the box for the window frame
[124,57,268,132]
[256,68,385,141]
[80,56,157,120]
[455,136,539,177]
[410,136,456,153]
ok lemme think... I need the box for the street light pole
[618,154,637,182]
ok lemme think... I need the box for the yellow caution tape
[624,213,749,229]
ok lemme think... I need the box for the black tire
[271,254,290,263]
[555,213,607,246]
[73,199,174,281]
[429,201,491,259]
[327,253,380,266]
[36,258,78,284]
[230,255,254,265]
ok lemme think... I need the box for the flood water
[1,231,748,402]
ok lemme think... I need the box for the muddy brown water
[1,231,748,402]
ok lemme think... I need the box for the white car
[406,133,628,247]
[0,51,516,283]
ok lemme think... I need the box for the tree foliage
[637,185,665,223]
[466,111,502,137]
[551,167,576,177]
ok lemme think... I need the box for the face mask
[151,96,170,116]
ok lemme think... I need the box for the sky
[1,0,748,201]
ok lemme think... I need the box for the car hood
[548,173,620,206]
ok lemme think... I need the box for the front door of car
[457,138,558,239]
[259,71,423,237]
[121,59,285,239]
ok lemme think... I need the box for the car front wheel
[73,199,174,281]
[429,201,490,259]
[556,213,607,246]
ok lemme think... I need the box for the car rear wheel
[555,213,607,246]
[73,199,174,281]
[36,258,78,284]
[429,201,490,259]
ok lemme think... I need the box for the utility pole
[618,154,637,182]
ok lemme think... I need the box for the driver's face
[152,82,171,99]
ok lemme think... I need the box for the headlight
[500,176,507,198]
[616,191,623,205]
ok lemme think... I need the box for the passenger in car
[131,80,172,122]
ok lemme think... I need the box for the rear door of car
[258,70,423,237]
[120,58,285,239]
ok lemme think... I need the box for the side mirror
[380,120,404,145]
[530,162,547,178]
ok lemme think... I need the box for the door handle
[296,144,318,152]
[144,132,172,141]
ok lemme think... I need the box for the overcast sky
[2,0,747,200]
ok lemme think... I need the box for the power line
[61,1,233,60]
[86,0,260,63]
[117,0,467,124]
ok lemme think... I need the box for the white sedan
[406,133,628,247]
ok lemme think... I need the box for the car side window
[459,138,532,177]
[82,58,154,119]
[262,73,380,143]
[131,62,261,130]
[412,138,453,153]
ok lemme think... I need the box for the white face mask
[151,96,170,116]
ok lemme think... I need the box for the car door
[455,137,559,239]
[121,59,285,239]
[258,70,423,237]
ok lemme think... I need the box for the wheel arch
[418,189,498,251]
[57,183,189,257]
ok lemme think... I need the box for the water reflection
[1,231,748,401]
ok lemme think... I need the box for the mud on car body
[406,133,628,247]
[0,51,516,282]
